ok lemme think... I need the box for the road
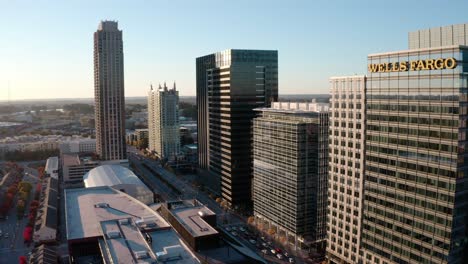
[0,163,40,264]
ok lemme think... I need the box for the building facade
[196,49,278,206]
[148,83,180,161]
[362,24,468,264]
[326,76,366,263]
[94,21,126,160]
[253,102,329,249]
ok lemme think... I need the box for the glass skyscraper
[362,24,468,264]
[196,49,278,206]
[253,102,329,249]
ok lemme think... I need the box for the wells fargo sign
[368,57,457,73]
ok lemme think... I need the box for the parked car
[225,227,232,232]
[261,249,268,255]
[231,226,237,231]
[4,233,9,238]
[284,252,289,257]
[231,231,238,236]
[261,236,266,241]
[271,249,276,254]
[262,242,268,247]
[276,254,283,260]
[275,248,282,254]
[288,257,295,263]
[249,239,256,244]
[239,227,246,232]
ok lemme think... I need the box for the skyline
[2,0,468,100]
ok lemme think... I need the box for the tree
[19,182,32,193]
[215,198,222,203]
[268,227,276,236]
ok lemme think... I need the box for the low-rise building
[45,157,59,179]
[59,139,96,155]
[64,186,200,264]
[62,154,99,188]
[160,199,218,251]
[34,177,58,244]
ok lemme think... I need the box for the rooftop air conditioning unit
[134,251,149,259]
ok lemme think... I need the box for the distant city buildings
[148,83,180,161]
[94,21,126,161]
[196,49,278,207]
[59,139,96,155]
[252,102,329,249]
[327,76,366,263]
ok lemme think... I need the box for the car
[271,249,276,254]
[239,227,246,232]
[284,252,289,257]
[231,226,237,231]
[262,242,268,247]
[276,254,283,260]
[275,248,282,254]
[267,241,272,246]
[261,249,268,255]
[249,239,256,244]
[231,231,237,236]
[4,233,9,238]
[288,257,295,263]
[260,236,266,241]
[225,227,232,232]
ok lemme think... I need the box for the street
[0,163,40,264]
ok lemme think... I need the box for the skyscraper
[252,102,329,249]
[94,21,126,160]
[196,49,278,207]
[361,24,468,264]
[326,76,366,263]
[148,83,180,161]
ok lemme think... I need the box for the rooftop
[256,102,330,114]
[65,186,169,241]
[45,157,59,172]
[169,201,217,238]
[83,165,147,188]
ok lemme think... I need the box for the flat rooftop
[62,154,81,166]
[45,157,59,171]
[65,186,169,241]
[170,202,218,238]
[150,229,200,264]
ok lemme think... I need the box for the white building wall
[326,76,366,264]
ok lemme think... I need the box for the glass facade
[199,49,278,206]
[253,103,329,248]
[363,46,468,264]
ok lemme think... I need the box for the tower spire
[173,81,176,91]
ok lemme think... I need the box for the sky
[1,0,468,101]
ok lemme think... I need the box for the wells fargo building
[362,24,468,264]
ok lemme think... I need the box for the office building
[252,102,329,249]
[62,154,99,188]
[45,156,59,179]
[196,49,278,206]
[361,24,468,264]
[94,21,126,160]
[148,83,180,161]
[326,76,366,263]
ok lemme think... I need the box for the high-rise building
[252,102,329,249]
[196,49,278,206]
[94,21,126,160]
[148,83,180,160]
[326,76,366,263]
[361,24,468,264]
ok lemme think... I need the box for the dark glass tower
[94,21,126,160]
[196,49,278,207]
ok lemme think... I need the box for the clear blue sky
[1,0,468,100]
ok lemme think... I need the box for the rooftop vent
[119,218,129,225]
[134,251,149,259]
[94,203,109,208]
[106,231,121,239]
